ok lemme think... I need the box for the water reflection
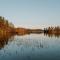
[44,33,60,38]
[0,33,60,60]
[0,33,60,49]
[0,34,14,49]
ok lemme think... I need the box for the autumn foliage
[0,16,15,35]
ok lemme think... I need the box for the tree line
[44,26,60,34]
[0,16,15,35]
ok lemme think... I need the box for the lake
[0,33,60,60]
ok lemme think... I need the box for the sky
[0,0,60,28]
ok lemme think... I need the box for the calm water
[0,34,60,60]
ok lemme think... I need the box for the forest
[0,16,60,36]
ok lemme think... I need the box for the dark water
[0,34,60,60]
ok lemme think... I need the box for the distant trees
[0,16,60,36]
[44,26,60,34]
[0,16,15,35]
[0,16,14,28]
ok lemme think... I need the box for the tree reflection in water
[44,33,60,38]
[0,33,60,50]
[0,34,14,49]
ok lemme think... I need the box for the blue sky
[0,0,60,28]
